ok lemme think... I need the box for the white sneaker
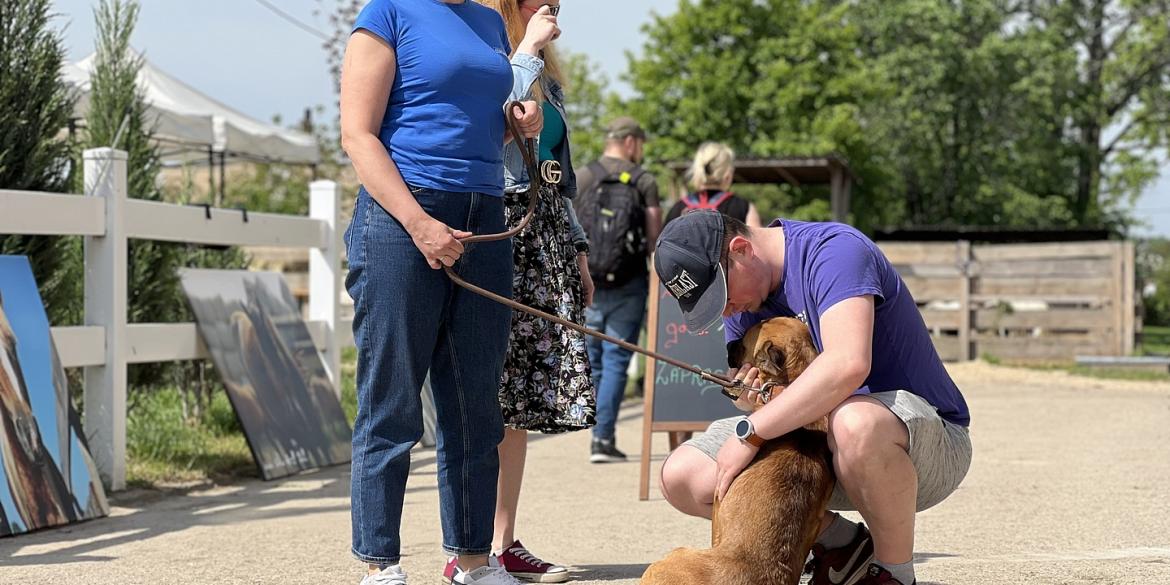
[360,564,408,585]
[453,565,523,585]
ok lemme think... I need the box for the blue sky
[49,0,1168,235]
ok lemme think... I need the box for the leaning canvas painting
[0,256,110,537]
[179,269,351,480]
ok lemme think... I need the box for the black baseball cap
[654,210,727,333]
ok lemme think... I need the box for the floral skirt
[498,184,596,433]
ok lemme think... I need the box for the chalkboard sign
[648,282,743,423]
[639,272,743,500]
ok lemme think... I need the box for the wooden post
[640,273,660,501]
[957,240,972,361]
[1122,241,1136,355]
[829,167,846,223]
[840,173,852,223]
[83,148,128,491]
[309,180,342,395]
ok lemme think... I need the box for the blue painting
[0,256,109,537]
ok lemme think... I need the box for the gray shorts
[682,390,972,512]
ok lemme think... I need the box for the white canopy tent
[62,52,321,169]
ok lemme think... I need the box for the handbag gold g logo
[540,160,563,185]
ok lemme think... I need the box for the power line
[252,0,331,42]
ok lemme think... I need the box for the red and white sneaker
[443,556,460,584]
[496,540,569,583]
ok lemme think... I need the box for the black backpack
[575,161,648,288]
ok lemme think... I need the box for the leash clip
[720,380,779,404]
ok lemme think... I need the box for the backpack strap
[598,164,644,186]
[706,190,734,209]
[618,166,648,206]
[624,166,646,185]
[587,160,611,185]
[683,190,734,210]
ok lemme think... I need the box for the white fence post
[83,148,128,490]
[309,180,342,395]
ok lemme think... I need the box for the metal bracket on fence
[236,207,249,223]
[189,203,212,220]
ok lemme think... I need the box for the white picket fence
[0,148,351,490]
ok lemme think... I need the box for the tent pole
[208,147,215,204]
[217,152,226,207]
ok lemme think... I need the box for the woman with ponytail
[445,1,591,583]
[664,141,762,227]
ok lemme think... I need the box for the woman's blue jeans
[345,186,512,564]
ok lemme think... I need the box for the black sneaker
[590,438,627,463]
[854,563,914,585]
[802,522,875,585]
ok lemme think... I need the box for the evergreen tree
[86,0,184,387]
[0,0,82,325]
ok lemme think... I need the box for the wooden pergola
[665,155,857,223]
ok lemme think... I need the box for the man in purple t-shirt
[653,211,972,585]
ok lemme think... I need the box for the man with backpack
[574,116,662,463]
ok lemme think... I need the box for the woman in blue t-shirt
[340,1,541,584]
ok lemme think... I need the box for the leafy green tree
[1138,238,1170,326]
[856,0,1082,228]
[1024,1,1170,227]
[562,50,622,165]
[624,0,897,231]
[624,0,1169,234]
[0,0,82,325]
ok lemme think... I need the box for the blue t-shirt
[724,219,971,426]
[353,0,513,196]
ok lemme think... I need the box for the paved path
[2,362,1169,584]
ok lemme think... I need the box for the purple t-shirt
[725,219,970,426]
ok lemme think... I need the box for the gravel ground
[2,361,1168,584]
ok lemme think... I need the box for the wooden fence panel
[878,240,1133,364]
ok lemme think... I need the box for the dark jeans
[584,274,648,442]
[345,186,512,564]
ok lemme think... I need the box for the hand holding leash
[441,102,749,399]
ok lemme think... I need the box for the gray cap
[605,116,646,140]
[654,210,727,333]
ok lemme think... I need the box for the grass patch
[980,356,1170,383]
[1138,325,1170,356]
[126,388,255,488]
[1062,365,1170,382]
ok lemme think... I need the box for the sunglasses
[523,3,560,16]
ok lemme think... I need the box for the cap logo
[665,270,699,299]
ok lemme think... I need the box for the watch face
[735,418,751,439]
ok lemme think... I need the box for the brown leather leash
[442,101,752,400]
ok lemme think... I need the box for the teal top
[538,100,565,161]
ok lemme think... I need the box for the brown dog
[641,317,834,585]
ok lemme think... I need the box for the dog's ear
[754,341,786,380]
[782,329,820,379]
[727,339,746,369]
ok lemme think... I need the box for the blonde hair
[690,142,736,190]
[477,0,564,102]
